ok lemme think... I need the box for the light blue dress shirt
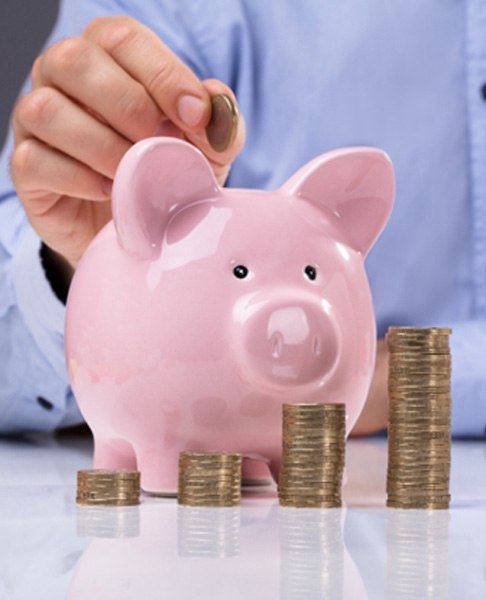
[0,0,485,435]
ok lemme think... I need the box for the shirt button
[481,83,486,101]
[37,396,54,410]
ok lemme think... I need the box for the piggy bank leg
[93,437,137,471]
[242,455,274,487]
[135,446,179,496]
[267,453,282,486]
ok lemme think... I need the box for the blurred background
[0,0,59,148]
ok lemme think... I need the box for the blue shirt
[0,0,485,435]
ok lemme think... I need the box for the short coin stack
[76,469,141,506]
[178,452,242,507]
[386,327,452,509]
[278,403,346,508]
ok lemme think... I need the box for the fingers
[31,55,43,89]
[13,86,131,178]
[11,138,111,209]
[28,17,245,179]
[84,16,211,132]
[13,12,246,241]
[36,37,162,142]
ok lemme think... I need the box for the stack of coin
[76,469,141,506]
[278,403,346,508]
[386,327,452,509]
[178,452,242,507]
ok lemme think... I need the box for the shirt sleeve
[0,0,213,433]
[0,126,82,432]
[449,320,486,438]
[0,2,106,433]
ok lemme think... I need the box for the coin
[387,500,451,507]
[206,94,238,153]
[76,469,141,506]
[278,403,346,509]
[178,452,242,507]
[386,327,452,510]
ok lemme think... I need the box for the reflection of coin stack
[386,327,452,509]
[386,510,449,600]
[279,508,344,599]
[279,403,346,508]
[76,505,140,538]
[178,506,240,558]
[178,452,242,507]
[76,470,141,506]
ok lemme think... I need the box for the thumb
[185,78,246,186]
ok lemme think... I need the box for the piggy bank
[65,137,394,493]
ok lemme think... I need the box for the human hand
[350,338,389,436]
[11,16,245,270]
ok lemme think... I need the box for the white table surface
[0,433,485,599]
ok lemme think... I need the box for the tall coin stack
[278,403,346,508]
[386,327,452,509]
[76,469,141,506]
[178,452,242,507]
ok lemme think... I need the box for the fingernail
[177,95,206,127]
[206,94,238,153]
[101,177,113,197]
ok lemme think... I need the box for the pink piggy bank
[65,138,394,493]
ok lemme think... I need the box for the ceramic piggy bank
[65,137,394,493]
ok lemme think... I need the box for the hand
[10,16,246,270]
[351,338,389,436]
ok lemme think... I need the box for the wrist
[350,338,389,437]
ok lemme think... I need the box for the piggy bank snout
[241,301,339,386]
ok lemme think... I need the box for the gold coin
[206,94,238,153]
[388,428,450,437]
[387,500,450,510]
[178,452,242,507]
[387,326,452,335]
[279,403,345,509]
[279,497,341,505]
[76,470,140,506]
[284,402,346,410]
[387,452,451,461]
[387,492,451,501]
[386,326,452,510]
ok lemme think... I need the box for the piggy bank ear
[282,147,394,256]
[112,137,221,259]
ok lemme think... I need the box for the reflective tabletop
[0,433,485,599]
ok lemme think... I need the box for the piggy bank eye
[233,265,249,279]
[304,265,317,281]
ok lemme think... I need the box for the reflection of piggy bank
[65,137,394,492]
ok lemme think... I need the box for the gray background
[0,0,60,149]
